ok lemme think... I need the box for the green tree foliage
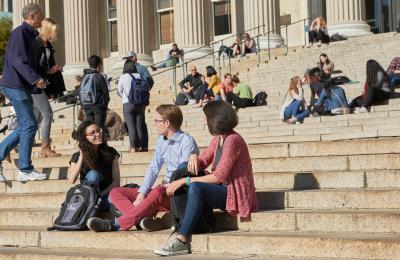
[0,17,12,73]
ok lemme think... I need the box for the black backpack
[128,73,150,107]
[175,93,188,106]
[51,184,101,231]
[252,91,268,106]
[170,168,215,234]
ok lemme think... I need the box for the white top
[280,88,305,120]
[117,73,141,104]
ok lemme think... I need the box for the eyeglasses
[86,128,102,136]
[154,119,165,124]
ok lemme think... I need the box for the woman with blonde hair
[280,76,310,124]
[307,16,330,47]
[32,17,64,157]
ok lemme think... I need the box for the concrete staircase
[1,32,400,259]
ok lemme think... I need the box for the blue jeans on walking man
[0,86,37,172]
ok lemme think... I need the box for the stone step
[2,189,400,210]
[0,227,399,259]
[4,169,400,194]
[0,247,264,260]
[2,208,400,234]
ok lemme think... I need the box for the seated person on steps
[68,121,120,212]
[154,101,258,256]
[85,105,199,233]
[313,79,349,116]
[386,56,400,88]
[225,74,253,109]
[179,65,202,104]
[280,76,310,124]
[349,59,394,113]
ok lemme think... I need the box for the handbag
[330,88,350,114]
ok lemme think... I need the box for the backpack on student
[128,73,150,107]
[175,93,189,106]
[79,74,98,106]
[252,91,268,106]
[51,184,101,231]
[169,168,215,234]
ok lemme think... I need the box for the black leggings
[226,92,253,108]
[349,87,392,108]
[123,103,148,149]
[309,29,329,44]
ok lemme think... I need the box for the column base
[259,34,285,49]
[62,63,88,91]
[103,53,153,78]
[328,21,372,38]
[181,46,214,60]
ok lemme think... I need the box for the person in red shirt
[220,73,234,101]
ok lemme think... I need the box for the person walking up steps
[0,3,48,182]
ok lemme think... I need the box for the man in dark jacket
[0,3,47,182]
[81,55,110,134]
[179,65,202,103]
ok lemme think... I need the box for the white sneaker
[17,169,47,181]
[353,107,361,114]
[0,164,5,182]
[188,99,196,105]
[358,107,369,113]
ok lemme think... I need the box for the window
[7,0,12,12]
[107,0,118,52]
[213,0,232,36]
[157,0,174,45]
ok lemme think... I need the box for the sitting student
[280,76,310,124]
[67,121,120,212]
[206,65,221,100]
[241,33,257,55]
[85,105,199,232]
[154,101,258,256]
[307,16,329,47]
[194,75,213,108]
[225,75,253,108]
[318,53,334,80]
[349,59,394,113]
[220,73,234,101]
[386,56,400,87]
[231,36,242,57]
[305,67,325,106]
[179,65,202,104]
[314,80,348,115]
[151,43,184,71]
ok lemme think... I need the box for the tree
[0,17,12,74]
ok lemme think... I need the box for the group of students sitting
[66,102,258,256]
[281,53,398,124]
[178,64,255,109]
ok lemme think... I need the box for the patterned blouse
[198,131,258,219]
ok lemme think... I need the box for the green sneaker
[154,238,191,256]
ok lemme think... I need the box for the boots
[41,141,61,158]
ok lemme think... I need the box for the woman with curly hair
[67,121,120,211]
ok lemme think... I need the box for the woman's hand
[166,179,186,196]
[133,193,145,206]
[188,154,198,175]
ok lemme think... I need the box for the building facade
[2,0,400,79]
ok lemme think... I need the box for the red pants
[109,184,170,231]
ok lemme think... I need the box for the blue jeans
[179,182,227,237]
[83,170,110,211]
[284,100,310,122]
[0,86,37,172]
[389,75,400,88]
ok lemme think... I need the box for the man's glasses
[154,119,165,124]
[86,128,102,136]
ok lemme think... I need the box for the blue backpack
[80,74,97,106]
[128,74,150,107]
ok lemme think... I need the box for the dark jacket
[0,22,42,93]
[32,37,66,95]
[81,69,110,109]
[179,73,202,93]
